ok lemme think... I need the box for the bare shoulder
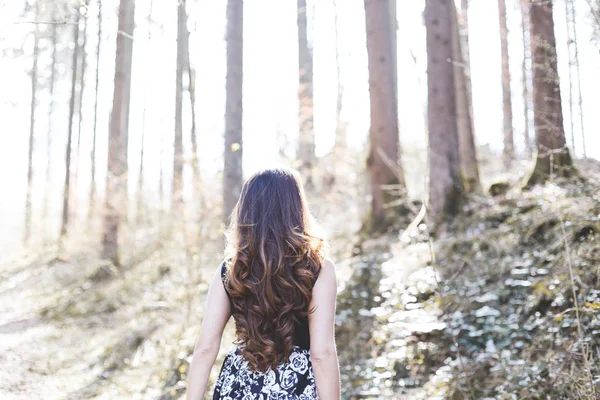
[314,258,337,291]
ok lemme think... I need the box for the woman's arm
[308,258,341,399]
[186,265,231,400]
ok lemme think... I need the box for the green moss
[524,148,579,189]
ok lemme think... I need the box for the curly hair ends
[223,168,327,372]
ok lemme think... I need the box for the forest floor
[1,156,600,399]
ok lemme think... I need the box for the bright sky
[1,0,599,258]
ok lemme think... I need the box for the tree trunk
[173,0,187,213]
[525,0,575,187]
[25,2,40,244]
[74,1,89,207]
[425,0,464,219]
[332,0,346,151]
[520,0,532,154]
[137,0,153,222]
[459,0,471,71]
[62,12,82,237]
[102,0,135,264]
[188,59,200,187]
[223,0,244,223]
[44,19,58,239]
[89,0,102,222]
[451,4,480,193]
[566,0,586,157]
[297,0,315,185]
[499,0,514,167]
[363,0,406,232]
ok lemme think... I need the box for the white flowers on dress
[213,346,318,400]
[288,352,309,374]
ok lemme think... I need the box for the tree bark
[425,0,464,219]
[297,0,315,185]
[137,0,153,222]
[102,0,135,264]
[223,0,244,223]
[499,0,514,167]
[363,0,406,232]
[459,0,471,71]
[25,1,40,244]
[525,0,575,187]
[332,0,346,151]
[89,0,102,222]
[62,12,82,237]
[520,0,532,155]
[44,19,58,239]
[571,2,586,158]
[173,0,187,213]
[451,4,480,193]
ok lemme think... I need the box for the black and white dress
[213,262,319,400]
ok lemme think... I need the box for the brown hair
[223,167,326,372]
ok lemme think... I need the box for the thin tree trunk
[297,0,315,185]
[89,0,102,222]
[188,60,200,186]
[363,0,406,232]
[73,1,89,218]
[137,119,145,220]
[223,0,244,223]
[568,0,586,157]
[499,0,514,167]
[62,13,82,237]
[25,1,40,244]
[332,0,346,151]
[451,4,480,193]
[137,0,153,222]
[564,0,576,154]
[520,0,532,154]
[44,19,58,239]
[173,0,187,213]
[526,0,574,187]
[425,0,464,220]
[102,0,135,264]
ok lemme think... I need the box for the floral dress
[213,262,319,400]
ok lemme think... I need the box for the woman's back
[185,168,340,400]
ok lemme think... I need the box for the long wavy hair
[223,168,326,372]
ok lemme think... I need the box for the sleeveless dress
[212,261,319,400]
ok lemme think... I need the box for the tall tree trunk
[564,0,576,153]
[451,4,480,193]
[526,0,574,187]
[520,0,532,154]
[459,0,471,71]
[499,0,514,167]
[425,0,464,220]
[44,19,58,239]
[137,0,153,222]
[188,60,200,187]
[74,1,89,209]
[89,0,102,222]
[25,2,40,244]
[363,0,406,232]
[566,0,586,157]
[102,0,135,264]
[223,0,244,223]
[137,118,145,220]
[297,0,315,185]
[332,0,346,151]
[62,12,82,237]
[173,0,187,213]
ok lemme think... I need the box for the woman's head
[224,167,326,371]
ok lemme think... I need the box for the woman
[186,168,340,400]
